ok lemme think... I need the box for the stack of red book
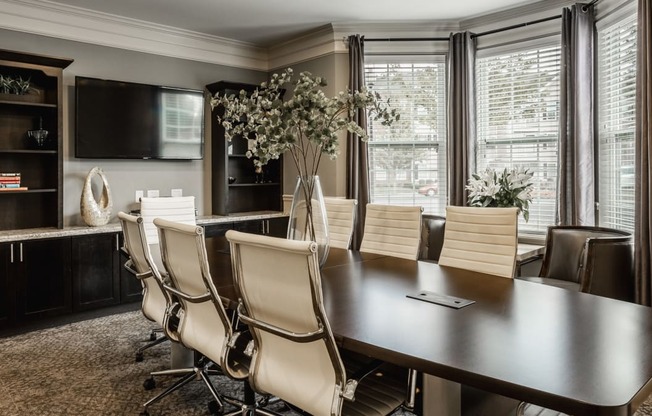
[0,173,26,191]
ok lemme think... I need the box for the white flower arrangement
[466,166,535,222]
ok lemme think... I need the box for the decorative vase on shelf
[80,166,113,226]
[287,175,330,267]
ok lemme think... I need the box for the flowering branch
[210,68,399,180]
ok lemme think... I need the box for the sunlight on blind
[365,60,447,215]
[476,46,561,235]
[597,13,637,233]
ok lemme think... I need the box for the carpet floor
[0,311,649,416]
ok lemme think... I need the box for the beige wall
[275,52,350,198]
[0,28,267,226]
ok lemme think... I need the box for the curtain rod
[364,37,448,42]
[364,8,574,43]
[471,14,561,38]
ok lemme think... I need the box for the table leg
[423,374,461,416]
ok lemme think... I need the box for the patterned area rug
[0,311,650,416]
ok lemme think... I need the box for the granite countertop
[0,211,288,243]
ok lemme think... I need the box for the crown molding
[0,0,269,71]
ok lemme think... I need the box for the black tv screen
[75,76,204,160]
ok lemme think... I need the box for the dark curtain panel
[635,0,652,305]
[557,3,595,225]
[447,32,476,206]
[346,34,370,250]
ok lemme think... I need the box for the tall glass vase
[287,175,330,267]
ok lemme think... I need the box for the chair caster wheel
[135,352,144,362]
[208,400,223,415]
[143,377,156,390]
[149,332,157,341]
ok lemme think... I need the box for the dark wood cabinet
[206,81,283,215]
[0,243,12,327]
[233,217,288,238]
[71,233,121,312]
[0,49,72,231]
[13,238,71,322]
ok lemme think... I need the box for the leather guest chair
[436,206,521,415]
[146,218,269,416]
[323,197,357,250]
[517,225,635,302]
[118,212,180,361]
[439,206,519,278]
[419,214,446,262]
[226,230,409,416]
[360,203,423,260]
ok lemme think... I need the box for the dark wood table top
[205,241,652,416]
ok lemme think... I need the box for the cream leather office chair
[118,212,179,362]
[146,218,259,416]
[139,196,196,269]
[438,206,519,279]
[323,197,357,250]
[360,203,423,260]
[226,230,408,416]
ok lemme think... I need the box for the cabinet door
[71,233,120,312]
[15,238,71,321]
[267,217,289,237]
[0,243,14,328]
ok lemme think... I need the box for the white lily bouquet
[466,167,534,222]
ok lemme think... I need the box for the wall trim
[0,0,269,70]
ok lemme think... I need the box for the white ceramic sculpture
[80,166,112,226]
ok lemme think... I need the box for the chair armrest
[162,283,211,303]
[236,302,325,343]
[123,258,153,280]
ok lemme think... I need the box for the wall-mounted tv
[75,76,204,160]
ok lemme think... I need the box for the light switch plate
[135,190,144,203]
[147,189,159,198]
[170,188,183,197]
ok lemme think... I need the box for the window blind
[364,60,447,215]
[476,45,561,235]
[597,12,637,233]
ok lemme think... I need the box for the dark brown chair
[517,225,634,302]
[419,214,446,263]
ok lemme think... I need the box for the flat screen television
[75,76,204,160]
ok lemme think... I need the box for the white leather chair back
[226,230,347,416]
[140,196,196,246]
[139,196,196,271]
[324,197,357,250]
[118,212,168,327]
[360,204,423,260]
[155,218,232,367]
[439,206,518,278]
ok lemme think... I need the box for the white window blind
[364,59,447,215]
[597,12,637,233]
[476,45,561,235]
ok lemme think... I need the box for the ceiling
[46,0,535,46]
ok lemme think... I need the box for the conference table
[205,241,652,416]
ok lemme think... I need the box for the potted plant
[466,166,535,221]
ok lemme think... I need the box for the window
[476,44,561,235]
[597,11,637,233]
[365,57,447,215]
